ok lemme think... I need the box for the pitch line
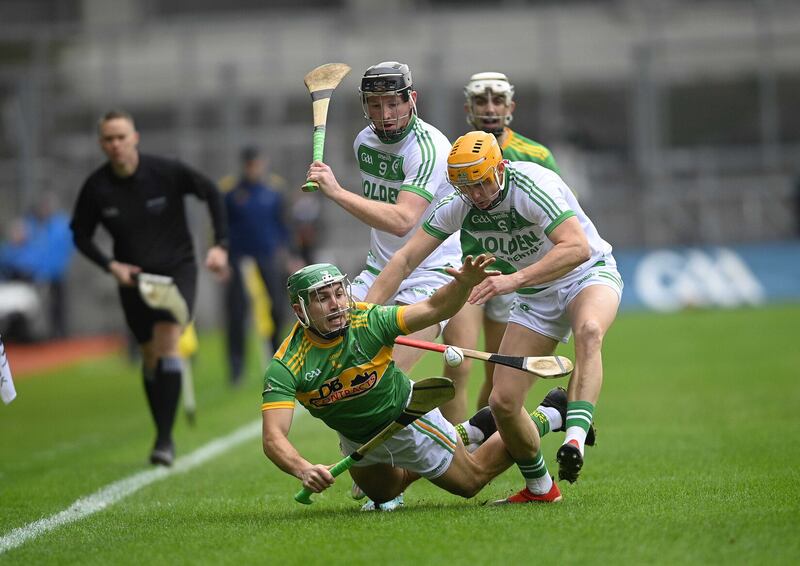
[0,419,262,555]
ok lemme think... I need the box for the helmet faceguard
[464,72,515,135]
[359,61,416,143]
[287,263,354,339]
[447,131,506,210]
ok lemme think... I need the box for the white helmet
[464,72,515,131]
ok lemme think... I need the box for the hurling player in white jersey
[306,62,475,424]
[367,131,623,503]
[458,71,562,413]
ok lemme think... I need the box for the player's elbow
[389,222,414,238]
[388,213,418,238]
[569,240,590,265]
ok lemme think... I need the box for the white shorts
[509,262,623,343]
[351,267,452,305]
[351,268,454,333]
[337,407,457,479]
[484,293,514,323]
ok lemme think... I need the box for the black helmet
[359,61,416,142]
[359,61,413,102]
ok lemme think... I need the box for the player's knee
[488,389,520,420]
[574,319,604,350]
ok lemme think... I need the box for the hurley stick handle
[293,455,356,505]
[302,126,326,192]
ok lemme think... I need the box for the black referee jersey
[70,154,228,272]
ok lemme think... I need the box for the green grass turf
[1,305,799,564]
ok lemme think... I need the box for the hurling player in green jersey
[261,256,568,507]
[460,72,561,412]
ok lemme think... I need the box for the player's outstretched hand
[446,254,500,288]
[300,464,336,493]
[306,161,341,197]
[468,271,519,305]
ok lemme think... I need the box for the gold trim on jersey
[285,338,314,374]
[302,328,344,348]
[261,401,295,412]
[295,345,393,408]
[396,305,410,335]
[502,128,552,161]
[274,322,299,359]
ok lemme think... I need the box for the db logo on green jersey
[304,370,379,407]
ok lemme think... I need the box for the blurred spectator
[290,192,323,265]
[0,220,45,341]
[223,146,293,385]
[0,192,74,338]
[26,192,75,337]
[0,219,39,281]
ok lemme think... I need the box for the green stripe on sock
[516,454,548,480]
[454,423,470,446]
[529,410,550,436]
[566,400,595,432]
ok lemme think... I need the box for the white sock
[525,473,553,495]
[536,405,562,432]
[564,426,587,455]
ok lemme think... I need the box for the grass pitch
[1,305,799,564]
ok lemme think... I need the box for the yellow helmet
[447,131,503,187]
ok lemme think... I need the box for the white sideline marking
[0,419,262,555]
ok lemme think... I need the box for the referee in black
[70,110,229,466]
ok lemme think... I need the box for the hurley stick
[302,63,351,192]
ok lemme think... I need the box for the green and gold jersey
[499,128,560,174]
[261,302,413,443]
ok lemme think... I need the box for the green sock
[517,453,552,494]
[565,400,594,433]
[529,409,550,437]
[454,423,470,446]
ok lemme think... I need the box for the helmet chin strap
[468,115,504,136]
[308,325,349,340]
[297,292,352,339]
[467,99,513,134]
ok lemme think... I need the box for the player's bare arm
[262,407,335,493]
[469,216,590,305]
[402,254,498,333]
[365,228,443,305]
[306,160,430,237]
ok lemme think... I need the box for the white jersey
[423,161,614,294]
[353,115,462,274]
